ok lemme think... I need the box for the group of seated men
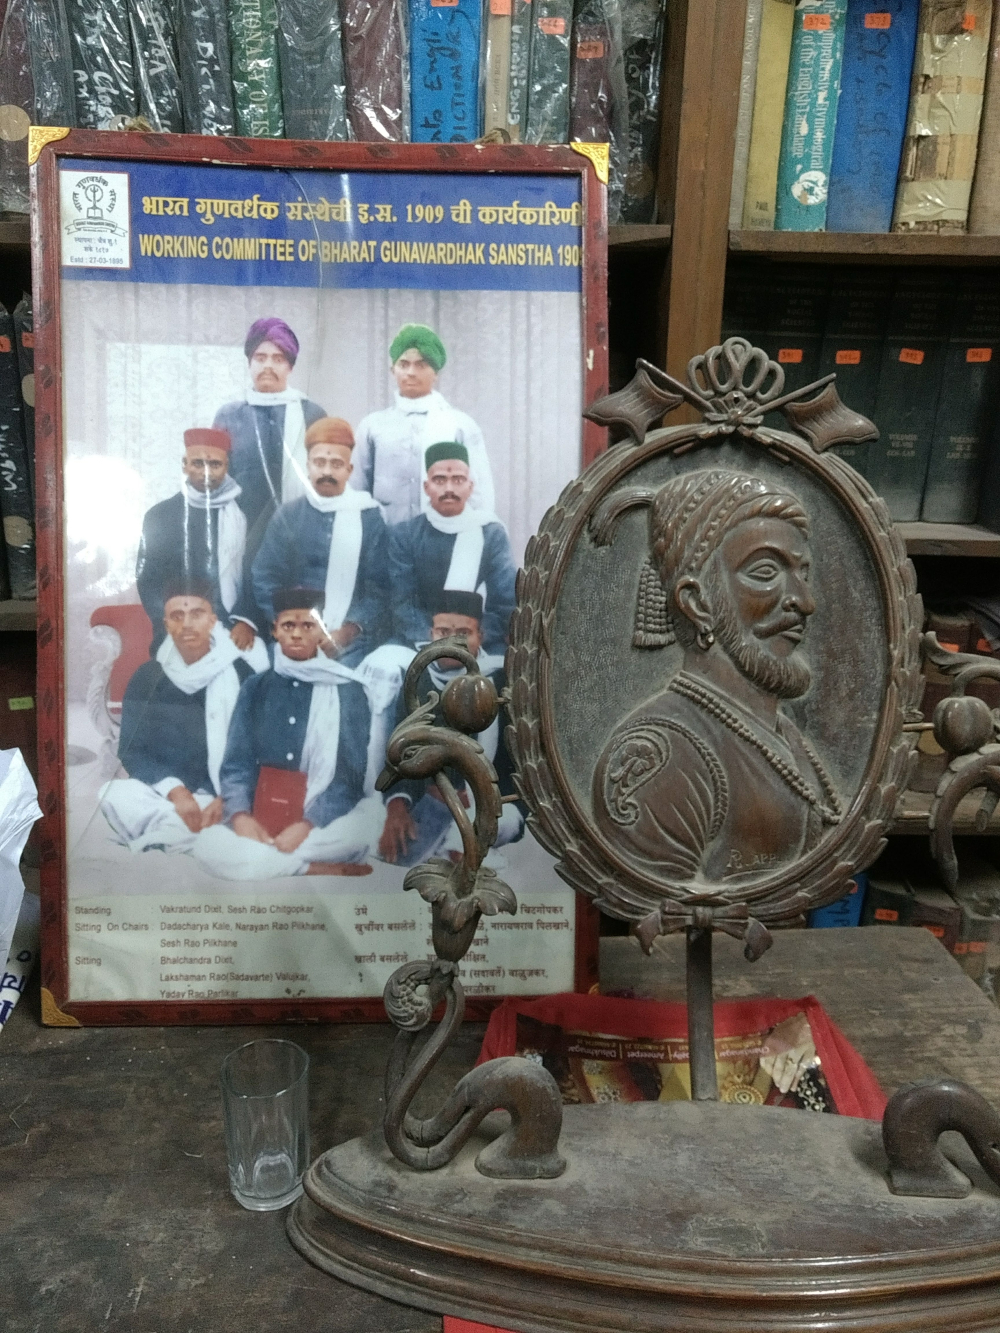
[98,317,524,880]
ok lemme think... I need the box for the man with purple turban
[592,468,841,886]
[213,318,327,545]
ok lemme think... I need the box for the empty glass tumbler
[220,1038,310,1211]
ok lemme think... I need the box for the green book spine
[229,0,284,138]
[867,271,953,522]
[774,0,849,231]
[920,272,1000,522]
[816,266,893,476]
[524,0,573,143]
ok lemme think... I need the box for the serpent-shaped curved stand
[371,638,568,1178]
[884,1077,1000,1198]
[382,958,565,1178]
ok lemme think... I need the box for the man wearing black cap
[378,591,525,867]
[193,587,384,879]
[388,441,516,655]
[352,322,494,526]
[136,426,260,654]
[213,317,327,542]
[99,581,266,855]
[252,417,388,666]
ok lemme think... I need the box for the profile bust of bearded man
[593,468,841,886]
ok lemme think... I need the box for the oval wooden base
[288,1101,1000,1332]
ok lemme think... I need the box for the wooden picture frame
[32,132,606,1026]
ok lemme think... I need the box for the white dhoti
[191,795,387,881]
[100,779,217,855]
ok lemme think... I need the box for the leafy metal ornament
[376,636,566,1179]
[923,632,1000,890]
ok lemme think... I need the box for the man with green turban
[351,322,495,526]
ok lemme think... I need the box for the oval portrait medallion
[507,339,923,922]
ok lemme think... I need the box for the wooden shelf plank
[0,600,37,632]
[0,215,30,248]
[891,787,1000,836]
[729,229,1000,264]
[898,521,1000,557]
[608,224,671,252]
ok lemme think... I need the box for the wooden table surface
[2,927,998,1331]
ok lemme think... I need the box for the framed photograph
[32,132,607,1025]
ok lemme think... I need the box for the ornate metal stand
[289,342,1000,1332]
[369,638,564,1179]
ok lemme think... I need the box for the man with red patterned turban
[136,427,262,654]
[593,468,841,886]
[213,317,327,544]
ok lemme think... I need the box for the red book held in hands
[253,766,306,838]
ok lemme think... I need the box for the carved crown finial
[584,336,878,454]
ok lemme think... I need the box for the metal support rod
[686,926,718,1101]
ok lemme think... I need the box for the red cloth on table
[477,992,886,1120]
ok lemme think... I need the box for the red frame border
[32,133,608,1026]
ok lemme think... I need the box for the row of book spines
[723,265,1000,525]
[863,873,1000,1002]
[736,0,997,235]
[0,298,36,602]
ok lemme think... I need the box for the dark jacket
[388,514,517,653]
[219,669,370,829]
[212,397,326,547]
[118,658,255,794]
[251,497,389,665]
[136,491,259,651]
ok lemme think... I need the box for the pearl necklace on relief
[668,671,842,826]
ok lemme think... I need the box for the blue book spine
[774,0,849,231]
[808,873,868,927]
[826,0,919,233]
[409,0,483,143]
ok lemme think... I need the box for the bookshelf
[729,231,1000,265]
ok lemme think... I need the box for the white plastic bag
[0,748,42,971]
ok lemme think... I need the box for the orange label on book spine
[538,15,565,33]
[874,908,899,921]
[963,11,976,29]
[967,347,993,362]
[899,347,924,364]
[970,941,987,953]
[923,925,945,938]
[835,349,861,364]
[431,0,459,7]
[0,337,10,353]
[490,0,512,12]
[778,348,803,364]
[865,12,891,27]
[804,12,831,28]
[577,38,604,56]
[21,331,33,348]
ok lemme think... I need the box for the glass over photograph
[57,157,586,1006]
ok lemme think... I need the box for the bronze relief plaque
[507,341,923,923]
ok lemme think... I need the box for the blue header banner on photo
[58,159,583,293]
